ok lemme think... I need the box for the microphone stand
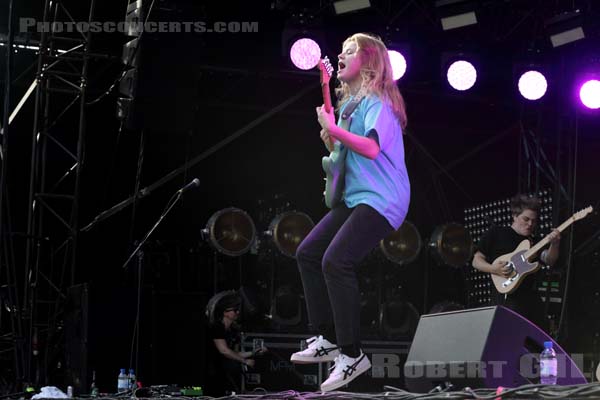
[120,179,197,391]
[122,189,183,270]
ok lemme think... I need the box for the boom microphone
[178,178,200,194]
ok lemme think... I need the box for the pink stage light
[387,50,407,81]
[447,60,477,91]
[579,79,600,109]
[518,70,548,100]
[289,38,321,70]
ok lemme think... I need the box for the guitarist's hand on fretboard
[316,104,336,132]
[320,129,334,152]
[540,228,561,265]
[547,229,561,244]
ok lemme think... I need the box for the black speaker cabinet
[404,306,586,392]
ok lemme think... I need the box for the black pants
[496,287,547,331]
[296,204,394,348]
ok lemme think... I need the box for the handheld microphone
[178,178,200,194]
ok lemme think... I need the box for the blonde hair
[335,33,408,130]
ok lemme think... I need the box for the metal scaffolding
[0,0,96,390]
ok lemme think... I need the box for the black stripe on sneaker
[314,346,340,357]
[342,354,365,380]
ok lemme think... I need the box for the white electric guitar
[491,206,593,294]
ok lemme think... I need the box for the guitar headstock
[318,56,334,85]
[573,206,593,221]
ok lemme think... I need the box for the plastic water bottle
[540,341,557,385]
[90,370,99,397]
[128,368,136,390]
[117,368,128,392]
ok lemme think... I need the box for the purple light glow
[388,50,407,81]
[289,38,321,70]
[447,60,477,91]
[518,70,548,100]
[579,79,600,109]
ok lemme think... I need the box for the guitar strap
[341,96,362,121]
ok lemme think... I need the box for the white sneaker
[290,335,341,364]
[320,352,371,392]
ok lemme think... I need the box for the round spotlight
[203,208,256,257]
[289,37,321,70]
[518,70,548,100]
[270,285,302,327]
[429,223,474,268]
[388,50,407,81]
[579,79,600,109]
[447,60,477,91]
[380,220,421,265]
[380,299,420,339]
[266,211,314,258]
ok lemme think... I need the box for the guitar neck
[524,217,575,259]
[322,82,333,112]
[321,82,334,147]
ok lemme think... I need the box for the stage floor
[229,383,600,399]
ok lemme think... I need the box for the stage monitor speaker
[404,306,586,392]
[64,284,90,393]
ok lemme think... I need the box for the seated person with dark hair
[205,293,262,396]
[472,194,560,330]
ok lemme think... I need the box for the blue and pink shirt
[339,94,410,229]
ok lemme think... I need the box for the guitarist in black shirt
[472,194,560,329]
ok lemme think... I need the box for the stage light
[447,60,477,91]
[202,208,256,257]
[546,10,585,48]
[518,70,548,101]
[435,0,477,31]
[380,220,421,265]
[289,37,321,70]
[579,79,600,109]
[265,211,314,258]
[239,286,265,321]
[388,50,407,81]
[333,0,371,15]
[550,27,585,47]
[429,223,473,268]
[381,299,420,339]
[270,285,302,327]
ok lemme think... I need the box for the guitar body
[322,143,347,209]
[491,240,540,294]
[487,206,592,295]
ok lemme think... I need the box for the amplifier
[241,333,323,392]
